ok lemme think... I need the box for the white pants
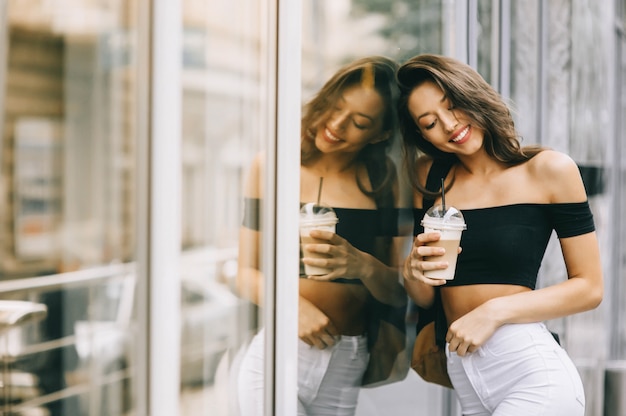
[446,322,585,416]
[238,329,369,416]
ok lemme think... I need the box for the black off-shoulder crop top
[243,198,410,283]
[413,201,595,289]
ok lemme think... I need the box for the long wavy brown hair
[397,54,544,195]
[301,56,400,206]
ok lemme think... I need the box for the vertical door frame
[264,0,301,414]
[136,0,182,415]
[273,0,301,412]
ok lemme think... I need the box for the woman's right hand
[298,296,339,349]
[404,231,450,287]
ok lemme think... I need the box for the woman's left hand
[445,304,500,357]
[301,229,365,281]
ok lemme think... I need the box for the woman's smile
[449,125,471,144]
[323,127,343,143]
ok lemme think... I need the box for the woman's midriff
[299,279,368,336]
[441,284,532,324]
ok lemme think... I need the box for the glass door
[301,1,456,415]
[177,1,300,415]
[0,0,142,414]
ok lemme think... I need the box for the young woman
[398,54,603,415]
[236,56,409,416]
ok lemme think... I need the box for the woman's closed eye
[353,119,369,129]
[419,118,436,130]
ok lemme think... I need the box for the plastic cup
[421,204,466,280]
[299,202,338,276]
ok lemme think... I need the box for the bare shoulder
[527,149,587,203]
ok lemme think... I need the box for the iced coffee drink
[421,204,466,280]
[300,202,339,276]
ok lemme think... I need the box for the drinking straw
[317,177,324,205]
[441,178,446,212]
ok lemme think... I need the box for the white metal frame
[150,0,182,413]
[262,0,301,414]
[272,1,301,414]
[136,1,182,415]
[262,1,279,412]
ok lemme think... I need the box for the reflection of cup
[299,203,339,276]
[421,204,466,280]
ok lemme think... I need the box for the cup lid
[421,204,466,230]
[299,202,338,225]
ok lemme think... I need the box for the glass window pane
[0,0,141,414]
[178,1,273,414]
[301,1,451,415]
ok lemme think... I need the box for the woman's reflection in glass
[236,56,409,415]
